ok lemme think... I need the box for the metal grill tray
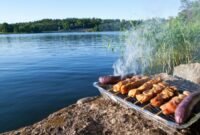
[93,75,200,129]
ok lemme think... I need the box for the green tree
[13,25,19,33]
[0,18,139,33]
[0,23,13,33]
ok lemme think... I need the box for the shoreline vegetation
[112,0,200,75]
[148,0,200,73]
[0,18,142,34]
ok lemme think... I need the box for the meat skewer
[150,86,178,107]
[135,82,168,103]
[128,77,162,98]
[160,91,190,115]
[112,76,141,92]
[120,76,150,94]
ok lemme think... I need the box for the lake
[0,32,125,133]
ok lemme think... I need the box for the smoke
[113,0,200,76]
[113,19,164,76]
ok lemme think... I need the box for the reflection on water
[0,32,125,133]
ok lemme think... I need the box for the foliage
[128,0,200,74]
[154,0,200,73]
[0,23,13,33]
[0,18,141,33]
[113,0,200,75]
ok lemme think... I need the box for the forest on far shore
[0,18,142,33]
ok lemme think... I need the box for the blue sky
[0,0,181,23]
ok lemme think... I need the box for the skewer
[142,103,150,110]
[134,101,139,104]
[124,97,131,101]
[107,88,113,92]
[114,92,120,95]
[156,111,162,115]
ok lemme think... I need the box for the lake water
[0,32,125,133]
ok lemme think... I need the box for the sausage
[175,91,200,124]
[99,75,121,84]
[99,73,135,85]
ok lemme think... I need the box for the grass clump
[114,0,200,75]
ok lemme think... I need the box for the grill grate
[94,75,200,129]
[105,85,188,124]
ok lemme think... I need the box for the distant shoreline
[0,30,123,35]
[0,18,141,34]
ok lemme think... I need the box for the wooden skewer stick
[124,97,131,101]
[156,111,162,115]
[114,92,120,95]
[142,103,150,110]
[134,101,139,104]
[107,88,113,92]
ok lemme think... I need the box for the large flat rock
[173,63,200,85]
[2,95,200,135]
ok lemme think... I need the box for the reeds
[113,0,200,75]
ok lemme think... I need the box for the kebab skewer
[135,82,168,103]
[128,77,162,98]
[150,86,178,107]
[120,76,150,94]
[160,91,190,115]
[112,76,142,92]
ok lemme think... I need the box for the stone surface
[76,96,98,104]
[173,63,200,85]
[2,95,200,135]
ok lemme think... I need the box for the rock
[2,96,200,135]
[173,63,200,85]
[110,118,116,124]
[146,128,167,135]
[76,96,98,104]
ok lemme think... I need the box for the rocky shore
[2,63,200,135]
[2,95,200,135]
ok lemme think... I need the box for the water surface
[0,32,125,133]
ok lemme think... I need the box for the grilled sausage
[99,73,136,85]
[175,91,200,124]
[99,75,121,84]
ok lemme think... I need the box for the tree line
[0,18,142,33]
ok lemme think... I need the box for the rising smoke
[113,0,200,76]
[113,19,164,76]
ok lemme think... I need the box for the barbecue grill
[93,74,200,129]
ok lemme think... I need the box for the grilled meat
[128,77,162,98]
[120,76,149,94]
[135,82,168,103]
[112,76,141,92]
[160,91,190,115]
[99,75,121,85]
[150,86,177,107]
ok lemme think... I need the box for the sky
[0,0,181,23]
